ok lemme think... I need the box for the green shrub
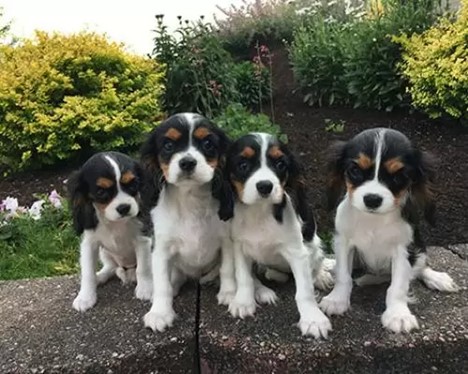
[0,200,79,280]
[290,0,442,110]
[153,17,239,117]
[343,0,442,111]
[396,1,468,121]
[0,31,164,172]
[291,20,350,107]
[214,103,284,140]
[232,59,271,110]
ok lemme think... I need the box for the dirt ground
[1,47,467,246]
[269,47,468,246]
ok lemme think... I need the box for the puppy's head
[141,113,230,188]
[67,152,143,233]
[327,128,435,222]
[227,133,300,206]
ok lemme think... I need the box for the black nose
[363,194,383,209]
[256,181,274,197]
[179,157,197,172]
[116,204,131,216]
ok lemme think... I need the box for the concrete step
[0,276,197,373]
[0,247,466,373]
[199,247,468,373]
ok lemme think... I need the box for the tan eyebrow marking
[120,171,136,184]
[240,146,255,158]
[355,152,373,169]
[193,127,211,139]
[96,177,114,188]
[268,145,284,159]
[165,128,182,141]
[385,157,405,174]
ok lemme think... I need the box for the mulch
[1,47,467,246]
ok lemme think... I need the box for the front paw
[298,308,332,339]
[144,309,176,332]
[255,285,278,305]
[228,296,256,319]
[381,305,419,333]
[135,280,153,301]
[319,293,350,316]
[72,292,97,312]
[217,288,236,306]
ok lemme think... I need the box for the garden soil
[0,47,467,246]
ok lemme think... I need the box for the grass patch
[0,201,79,280]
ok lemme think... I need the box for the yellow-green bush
[396,1,468,121]
[0,31,164,171]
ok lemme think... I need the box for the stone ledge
[0,276,197,374]
[199,247,468,373]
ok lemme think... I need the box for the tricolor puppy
[226,133,333,339]
[68,152,153,312]
[141,113,235,332]
[320,128,458,333]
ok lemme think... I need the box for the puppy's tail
[418,267,459,293]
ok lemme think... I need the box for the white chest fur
[92,217,142,268]
[335,197,413,273]
[231,196,302,268]
[152,185,228,276]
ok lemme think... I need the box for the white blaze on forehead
[105,155,121,190]
[181,112,199,147]
[252,132,274,166]
[373,129,386,180]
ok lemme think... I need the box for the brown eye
[347,164,363,183]
[202,138,215,152]
[276,159,287,172]
[163,139,174,152]
[238,159,249,173]
[96,187,108,199]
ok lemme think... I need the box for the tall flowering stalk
[254,42,275,122]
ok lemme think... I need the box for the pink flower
[3,197,19,214]
[48,190,62,209]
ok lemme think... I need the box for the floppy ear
[67,170,97,234]
[140,131,165,208]
[134,161,154,236]
[211,127,234,221]
[283,148,316,242]
[326,141,347,210]
[410,150,436,226]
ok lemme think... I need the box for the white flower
[3,197,19,213]
[29,200,45,220]
[48,190,62,209]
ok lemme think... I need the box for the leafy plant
[232,60,270,111]
[214,103,284,140]
[0,197,79,280]
[0,31,164,172]
[0,6,10,39]
[153,16,239,118]
[290,0,443,110]
[395,0,468,121]
[324,119,345,133]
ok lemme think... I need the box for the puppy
[320,128,458,333]
[226,133,333,338]
[68,151,153,312]
[141,113,235,332]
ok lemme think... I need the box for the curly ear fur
[210,126,234,221]
[67,170,97,234]
[326,141,347,211]
[140,131,165,208]
[411,150,436,226]
[283,148,316,242]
